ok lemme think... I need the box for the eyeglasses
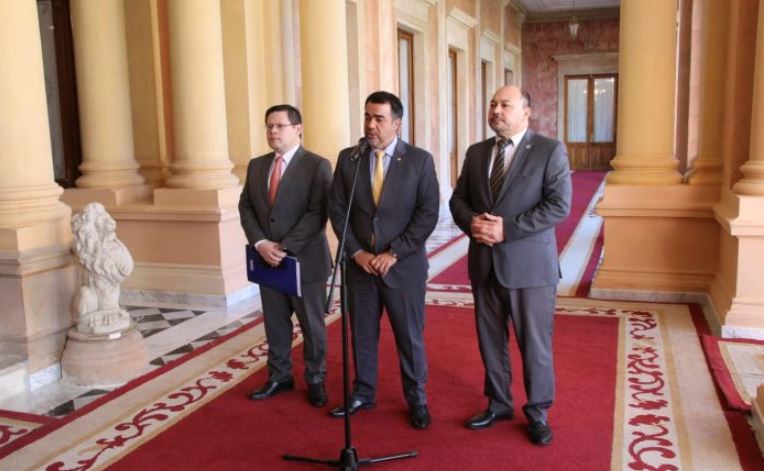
[265,124,296,131]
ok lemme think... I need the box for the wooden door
[564,74,618,170]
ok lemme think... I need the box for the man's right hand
[256,241,287,267]
[353,251,379,275]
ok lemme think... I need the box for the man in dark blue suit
[450,86,572,446]
[328,91,439,429]
[239,105,333,407]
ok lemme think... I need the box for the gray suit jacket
[449,131,572,288]
[239,146,333,283]
[329,139,440,289]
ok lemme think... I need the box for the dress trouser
[260,280,327,385]
[471,271,556,423]
[347,269,428,406]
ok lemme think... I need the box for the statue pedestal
[61,325,147,387]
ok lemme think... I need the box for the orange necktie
[372,150,385,205]
[269,154,283,205]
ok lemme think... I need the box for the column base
[61,326,147,387]
[0,225,77,374]
[61,185,154,209]
[709,188,764,333]
[592,184,721,295]
[110,187,250,306]
[122,281,258,307]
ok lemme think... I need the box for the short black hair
[365,91,404,120]
[264,104,302,125]
[520,91,532,109]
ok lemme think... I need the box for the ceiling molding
[524,6,620,23]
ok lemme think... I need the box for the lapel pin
[525,144,531,149]
[397,157,401,161]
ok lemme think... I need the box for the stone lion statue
[71,203,134,334]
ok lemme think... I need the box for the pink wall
[521,19,619,138]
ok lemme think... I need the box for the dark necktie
[490,139,512,199]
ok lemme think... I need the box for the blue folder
[245,245,302,297]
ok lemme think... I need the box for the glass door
[564,74,617,170]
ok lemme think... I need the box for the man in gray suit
[239,104,333,407]
[328,91,439,429]
[450,86,571,446]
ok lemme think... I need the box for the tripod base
[284,447,417,470]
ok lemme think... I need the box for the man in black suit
[239,104,333,407]
[450,86,572,445]
[328,91,439,429]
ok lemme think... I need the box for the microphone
[349,137,368,162]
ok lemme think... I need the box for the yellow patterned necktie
[372,149,385,205]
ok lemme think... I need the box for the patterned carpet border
[426,292,742,471]
[701,334,764,412]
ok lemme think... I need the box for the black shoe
[307,382,327,407]
[528,421,553,446]
[465,410,513,430]
[328,397,374,417]
[248,379,294,401]
[409,404,431,429]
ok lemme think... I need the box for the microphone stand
[283,142,418,470]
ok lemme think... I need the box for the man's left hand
[480,213,505,244]
[370,252,397,277]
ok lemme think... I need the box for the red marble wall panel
[521,19,619,138]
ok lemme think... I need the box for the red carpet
[431,171,605,286]
[108,306,619,470]
[701,334,764,412]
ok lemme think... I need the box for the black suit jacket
[329,139,439,289]
[239,146,333,283]
[449,131,572,288]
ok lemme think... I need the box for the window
[481,61,488,140]
[448,48,458,187]
[564,74,618,170]
[36,0,82,188]
[397,29,415,144]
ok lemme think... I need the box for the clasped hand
[354,251,397,276]
[470,213,505,247]
[256,240,286,267]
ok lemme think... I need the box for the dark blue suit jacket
[329,139,439,289]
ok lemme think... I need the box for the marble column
[69,0,146,190]
[592,0,720,299]
[606,0,682,185]
[709,0,764,336]
[123,0,250,307]
[0,0,77,379]
[163,0,239,190]
[299,0,351,163]
[687,0,728,185]
[221,0,268,182]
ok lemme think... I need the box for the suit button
[270,218,275,223]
